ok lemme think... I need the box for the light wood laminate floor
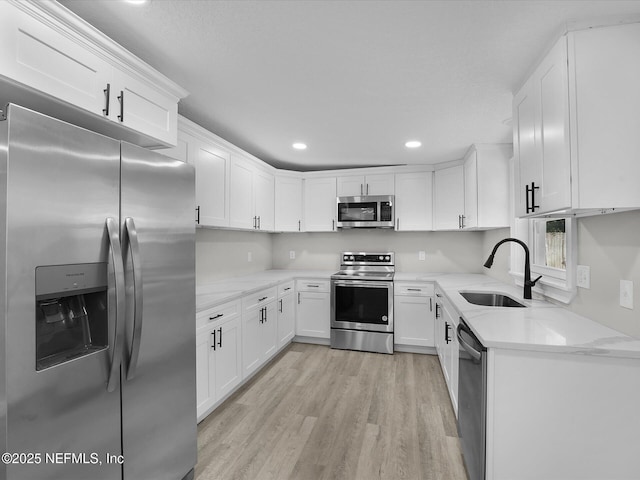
[196,343,469,480]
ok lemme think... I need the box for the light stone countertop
[196,269,640,359]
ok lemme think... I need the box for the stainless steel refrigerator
[0,104,196,480]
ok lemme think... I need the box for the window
[532,219,566,271]
[510,216,576,303]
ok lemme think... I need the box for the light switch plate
[247,251,252,262]
[576,265,590,289]
[419,251,426,261]
[289,250,296,260]
[620,280,633,309]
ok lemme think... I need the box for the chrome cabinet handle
[196,206,200,225]
[445,322,451,344]
[103,83,110,116]
[258,296,268,302]
[366,184,369,195]
[279,299,283,313]
[298,292,301,304]
[360,184,363,195]
[218,327,222,348]
[124,217,143,381]
[407,288,421,292]
[298,220,301,232]
[209,313,224,321]
[396,218,399,230]
[430,297,433,311]
[106,217,125,393]
[117,90,124,122]
[211,330,216,350]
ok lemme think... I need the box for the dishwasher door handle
[456,323,482,363]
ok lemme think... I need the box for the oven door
[331,279,393,333]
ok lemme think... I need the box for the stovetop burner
[332,251,395,281]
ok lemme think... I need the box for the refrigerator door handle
[106,217,126,393]
[124,217,144,381]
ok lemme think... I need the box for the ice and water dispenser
[35,263,109,371]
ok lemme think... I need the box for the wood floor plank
[195,343,469,480]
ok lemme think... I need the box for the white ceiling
[59,0,640,171]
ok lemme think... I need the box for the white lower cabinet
[394,282,435,348]
[277,281,296,347]
[296,279,331,339]
[242,287,278,377]
[434,289,459,416]
[195,300,242,421]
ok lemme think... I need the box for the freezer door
[1,105,122,479]
[120,142,196,480]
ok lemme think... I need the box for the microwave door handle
[124,217,143,381]
[106,217,125,393]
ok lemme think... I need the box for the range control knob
[385,256,390,261]
[379,256,384,260]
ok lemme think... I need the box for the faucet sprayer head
[483,254,494,269]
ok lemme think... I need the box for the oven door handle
[456,322,482,363]
[332,280,392,288]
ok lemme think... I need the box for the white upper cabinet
[433,165,465,230]
[337,173,395,196]
[463,145,511,229]
[229,156,274,231]
[229,157,257,230]
[253,169,275,232]
[0,1,186,147]
[158,117,230,227]
[514,23,640,217]
[274,175,303,232]
[194,142,230,228]
[304,177,337,232]
[514,37,571,217]
[394,171,433,231]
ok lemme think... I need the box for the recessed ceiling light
[124,0,148,5]
[292,142,307,150]
[405,140,422,148]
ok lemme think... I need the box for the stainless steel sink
[459,291,526,308]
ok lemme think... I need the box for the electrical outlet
[247,251,252,262]
[419,251,426,261]
[620,280,633,310]
[576,265,590,289]
[289,250,296,260]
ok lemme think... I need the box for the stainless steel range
[330,252,394,354]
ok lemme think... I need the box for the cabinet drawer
[196,299,240,329]
[278,280,295,297]
[395,283,435,296]
[242,287,278,311]
[296,279,330,293]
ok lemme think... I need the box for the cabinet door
[195,142,230,227]
[242,307,262,377]
[254,169,275,231]
[434,165,464,230]
[570,24,640,210]
[394,295,435,347]
[463,150,478,229]
[336,175,365,196]
[196,327,214,417]
[277,293,296,347]
[229,158,255,229]
[111,69,178,146]
[296,291,330,338]
[395,172,433,231]
[535,37,571,213]
[365,173,395,195]
[261,302,278,360]
[513,79,540,217]
[275,176,303,232]
[304,177,337,232]
[0,1,112,117]
[213,316,242,400]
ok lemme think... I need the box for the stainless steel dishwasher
[457,318,487,480]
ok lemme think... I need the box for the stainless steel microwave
[336,195,395,228]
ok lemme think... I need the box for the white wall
[195,229,272,285]
[568,210,640,338]
[271,229,486,273]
